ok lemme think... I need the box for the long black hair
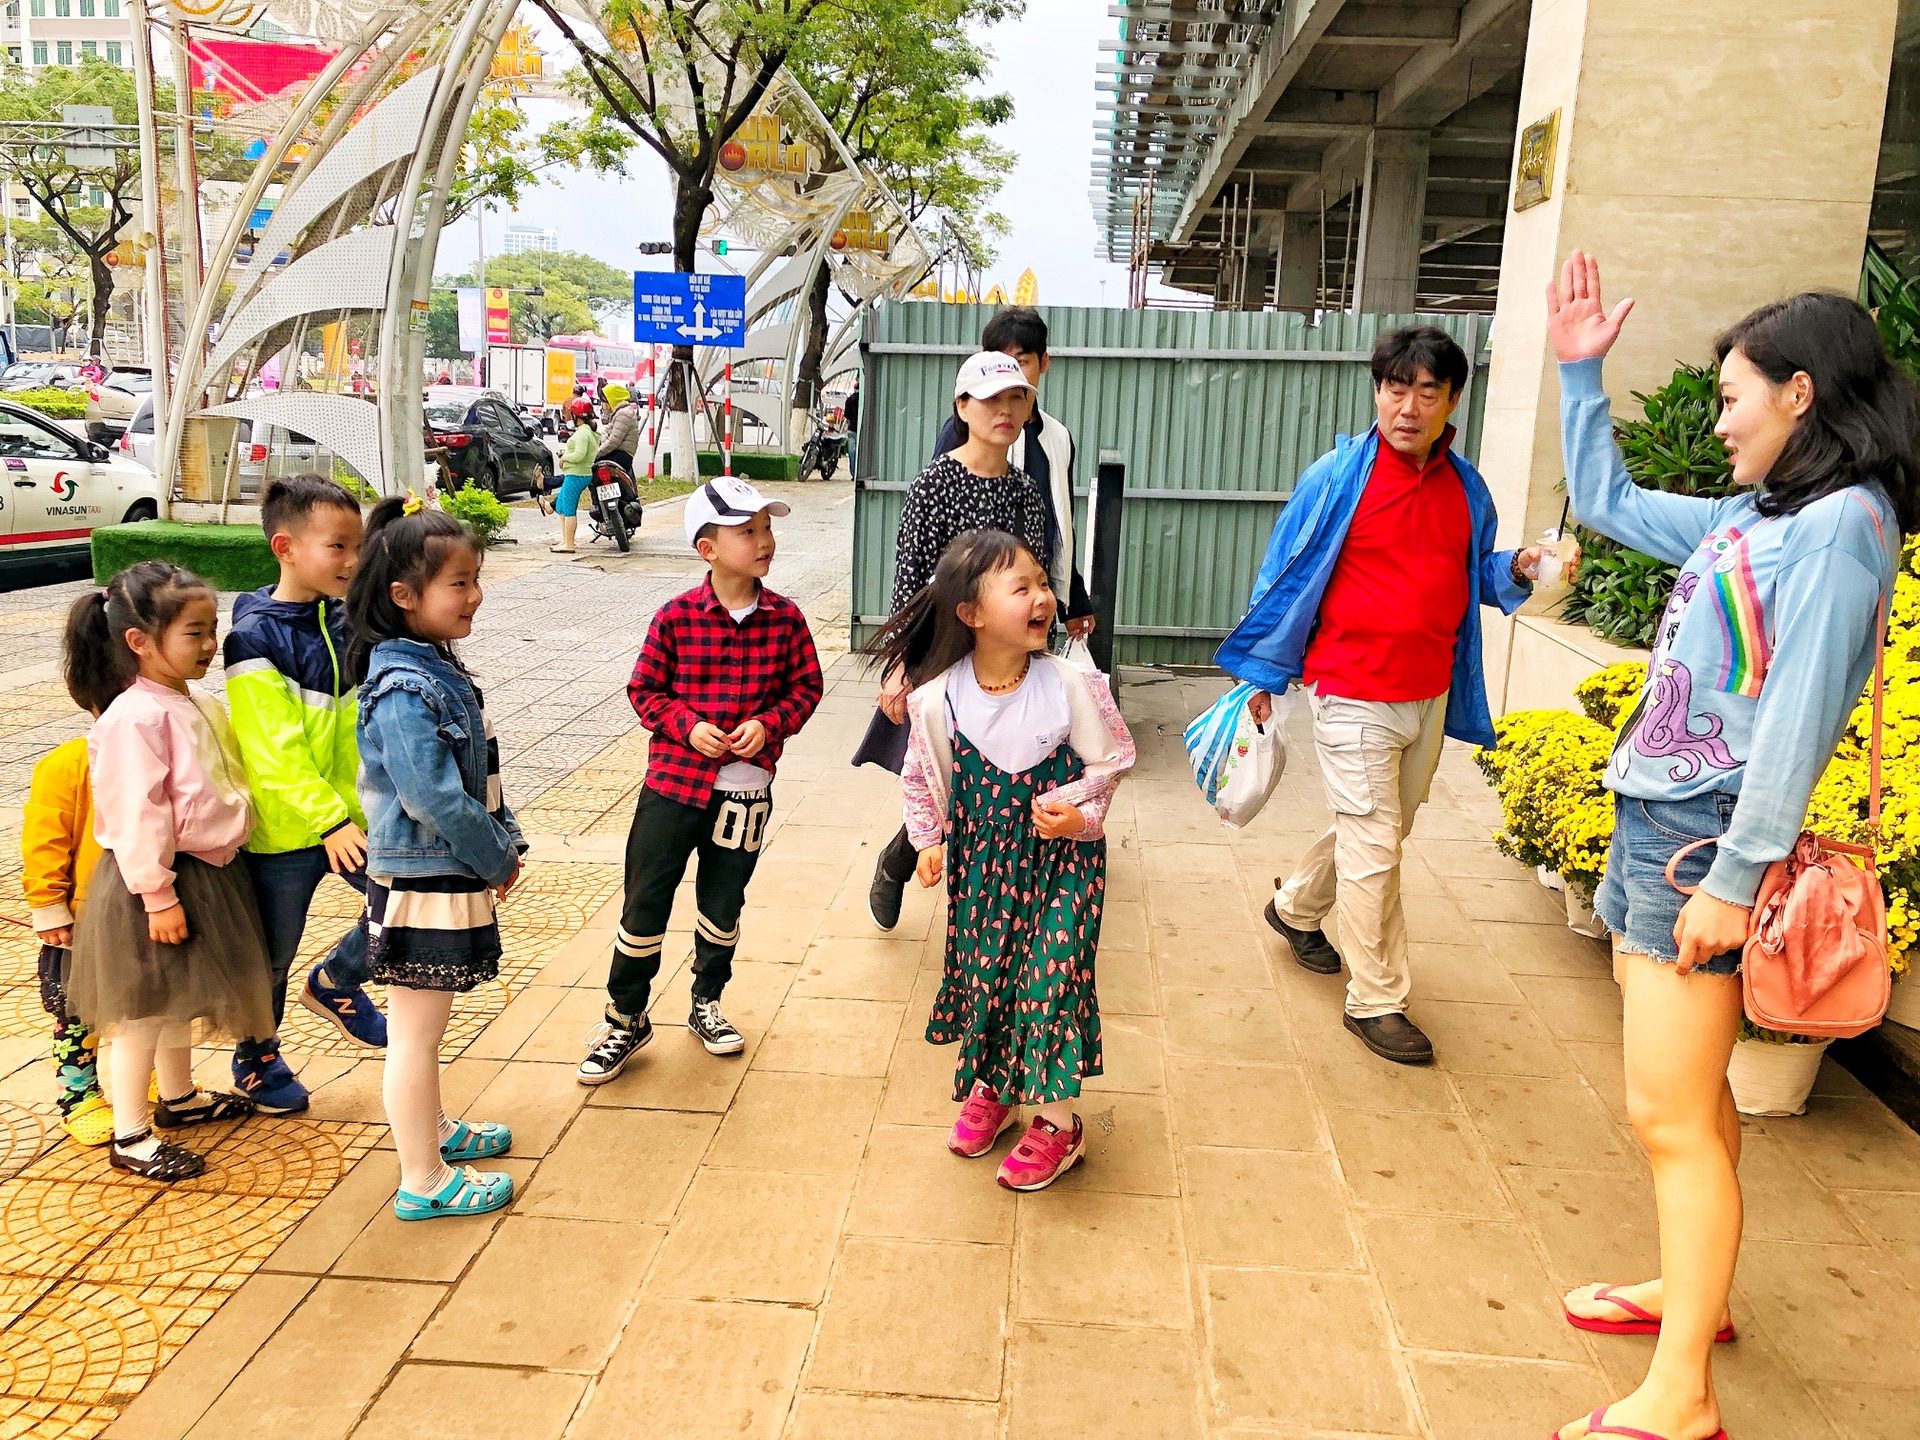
[345,496,483,681]
[865,528,1041,687]
[1714,292,1920,531]
[63,561,214,713]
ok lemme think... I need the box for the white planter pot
[1565,887,1608,938]
[1726,1036,1830,1117]
[1536,865,1565,892]
[1886,975,1920,1031]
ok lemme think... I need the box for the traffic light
[713,239,729,256]
[637,241,672,255]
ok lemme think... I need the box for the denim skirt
[1593,791,1743,975]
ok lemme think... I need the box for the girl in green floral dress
[874,530,1135,1191]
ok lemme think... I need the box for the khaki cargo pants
[1273,687,1447,1019]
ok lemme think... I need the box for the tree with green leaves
[785,0,1016,426]
[534,0,833,477]
[0,57,243,356]
[450,94,633,225]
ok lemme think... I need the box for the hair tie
[98,587,109,601]
[402,489,424,516]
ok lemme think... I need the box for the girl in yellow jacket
[22,727,112,1145]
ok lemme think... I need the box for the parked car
[118,397,327,496]
[0,360,84,392]
[118,394,154,472]
[0,394,164,582]
[423,385,552,497]
[85,366,154,443]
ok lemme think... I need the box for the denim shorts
[1593,791,1743,975]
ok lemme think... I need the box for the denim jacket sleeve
[364,679,518,886]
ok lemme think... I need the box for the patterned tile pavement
[0,487,852,1435]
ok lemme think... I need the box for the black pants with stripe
[607,783,771,1021]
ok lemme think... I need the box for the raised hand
[1545,250,1635,363]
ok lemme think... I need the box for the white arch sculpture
[150,0,522,500]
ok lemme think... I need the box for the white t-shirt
[948,653,1072,775]
[714,595,772,794]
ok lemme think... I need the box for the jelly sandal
[108,1128,206,1181]
[1552,1405,1726,1440]
[1564,1284,1735,1343]
[60,1094,115,1148]
[154,1089,255,1128]
[394,1165,513,1221]
[440,1119,512,1163]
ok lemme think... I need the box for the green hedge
[697,450,799,482]
[92,521,277,592]
[13,386,86,419]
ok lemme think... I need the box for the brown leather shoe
[1343,1012,1434,1065]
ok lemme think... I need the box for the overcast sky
[432,0,1143,314]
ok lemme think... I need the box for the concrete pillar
[1476,0,1899,708]
[1479,0,1899,551]
[1352,129,1429,313]
[1274,211,1320,310]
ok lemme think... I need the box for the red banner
[485,287,510,344]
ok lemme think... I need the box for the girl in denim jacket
[347,497,526,1221]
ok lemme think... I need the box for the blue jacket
[1213,428,1531,748]
[357,639,524,885]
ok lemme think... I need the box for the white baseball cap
[683,476,791,545]
[953,351,1036,401]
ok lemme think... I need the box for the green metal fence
[851,303,1490,665]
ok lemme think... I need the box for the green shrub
[1559,362,1736,648]
[697,451,799,482]
[439,483,511,547]
[1862,241,1920,382]
[13,386,86,419]
[92,521,277,591]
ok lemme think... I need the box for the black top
[890,454,1052,613]
[931,413,1090,616]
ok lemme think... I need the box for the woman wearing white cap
[858,351,1054,931]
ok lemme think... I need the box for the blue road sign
[632,271,748,347]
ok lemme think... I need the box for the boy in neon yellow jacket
[223,476,385,1115]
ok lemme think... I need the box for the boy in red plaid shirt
[577,479,823,1082]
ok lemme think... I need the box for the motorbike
[585,456,646,552]
[798,411,848,483]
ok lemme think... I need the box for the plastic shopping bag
[1060,634,1098,670]
[1183,683,1287,828]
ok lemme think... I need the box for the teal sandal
[394,1165,513,1221]
[440,1119,512,1163]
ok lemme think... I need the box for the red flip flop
[1563,1284,1736,1344]
[1551,1404,1728,1440]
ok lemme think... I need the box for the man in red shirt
[1240,327,1549,1063]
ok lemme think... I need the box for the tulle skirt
[65,851,276,1043]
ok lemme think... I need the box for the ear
[268,530,296,562]
[694,535,718,564]
[1036,353,1051,378]
[957,600,983,630]
[1789,371,1814,418]
[122,626,152,658]
[388,579,417,613]
[1443,385,1464,418]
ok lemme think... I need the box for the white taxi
[0,397,165,581]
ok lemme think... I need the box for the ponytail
[64,561,214,713]
[346,495,483,681]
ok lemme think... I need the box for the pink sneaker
[948,1081,1015,1158]
[996,1115,1084,1191]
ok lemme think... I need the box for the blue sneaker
[231,1046,310,1115]
[298,965,388,1048]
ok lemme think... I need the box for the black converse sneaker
[576,1013,652,1086]
[688,999,745,1056]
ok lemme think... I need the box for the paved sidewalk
[1,483,1917,1438]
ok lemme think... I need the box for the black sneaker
[868,860,906,932]
[1343,1012,1435,1065]
[689,998,745,1056]
[1264,900,1342,974]
[576,1014,652,1086]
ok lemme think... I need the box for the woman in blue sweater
[1546,253,1913,1440]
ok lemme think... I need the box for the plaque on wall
[1513,109,1561,212]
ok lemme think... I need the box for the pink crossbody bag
[1665,493,1892,1038]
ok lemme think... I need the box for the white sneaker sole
[695,1029,746,1057]
[576,1029,651,1086]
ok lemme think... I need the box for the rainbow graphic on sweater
[1709,533,1770,697]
